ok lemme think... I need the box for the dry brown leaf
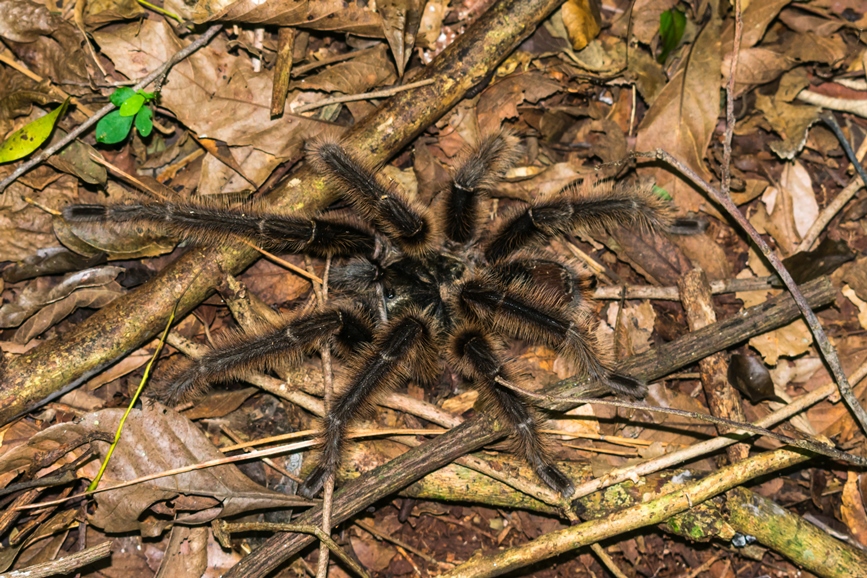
[627,47,667,105]
[477,71,562,132]
[351,533,397,572]
[636,17,721,215]
[379,0,422,77]
[629,0,678,45]
[0,0,88,88]
[0,404,309,534]
[561,0,601,51]
[0,266,124,329]
[720,0,790,51]
[13,282,125,343]
[755,92,820,159]
[156,526,209,578]
[195,0,383,38]
[842,285,867,330]
[0,177,78,262]
[83,0,145,28]
[749,319,812,365]
[841,471,867,548]
[292,44,396,94]
[94,20,331,189]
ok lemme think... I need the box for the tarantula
[62,132,672,499]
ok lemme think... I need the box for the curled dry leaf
[0,266,125,329]
[749,319,813,366]
[378,0,423,77]
[12,282,126,343]
[560,0,601,51]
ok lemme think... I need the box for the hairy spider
[62,132,673,499]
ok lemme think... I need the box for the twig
[721,0,743,196]
[215,521,369,578]
[355,520,447,568]
[564,356,867,503]
[292,79,436,113]
[497,379,867,467]
[0,541,112,578]
[590,544,628,578]
[0,24,223,194]
[0,49,95,117]
[635,148,867,436]
[592,275,778,300]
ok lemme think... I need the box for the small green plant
[658,8,686,63]
[96,88,156,144]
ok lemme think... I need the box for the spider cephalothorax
[62,131,673,499]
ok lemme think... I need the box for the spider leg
[450,326,574,496]
[154,306,373,405]
[299,309,438,498]
[312,143,433,255]
[63,203,375,258]
[484,180,672,263]
[457,273,644,396]
[443,131,519,244]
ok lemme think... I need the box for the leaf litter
[0,0,866,576]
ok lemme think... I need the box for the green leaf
[119,93,145,117]
[139,90,156,102]
[652,184,672,201]
[0,98,69,163]
[96,110,134,144]
[135,107,153,137]
[110,87,136,107]
[658,8,686,63]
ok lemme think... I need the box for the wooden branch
[442,450,811,578]
[222,276,835,577]
[679,268,749,463]
[726,487,867,578]
[0,0,566,426]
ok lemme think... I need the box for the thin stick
[216,521,369,578]
[0,540,112,578]
[242,240,323,284]
[0,24,223,194]
[292,79,436,113]
[0,49,96,117]
[564,357,867,503]
[496,378,867,466]
[592,275,778,300]
[635,148,867,436]
[721,0,743,196]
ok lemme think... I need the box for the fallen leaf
[636,17,721,215]
[841,471,867,548]
[0,266,125,329]
[843,285,867,330]
[749,319,812,365]
[561,0,601,51]
[755,92,820,159]
[0,404,310,534]
[13,282,125,343]
[379,0,422,77]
